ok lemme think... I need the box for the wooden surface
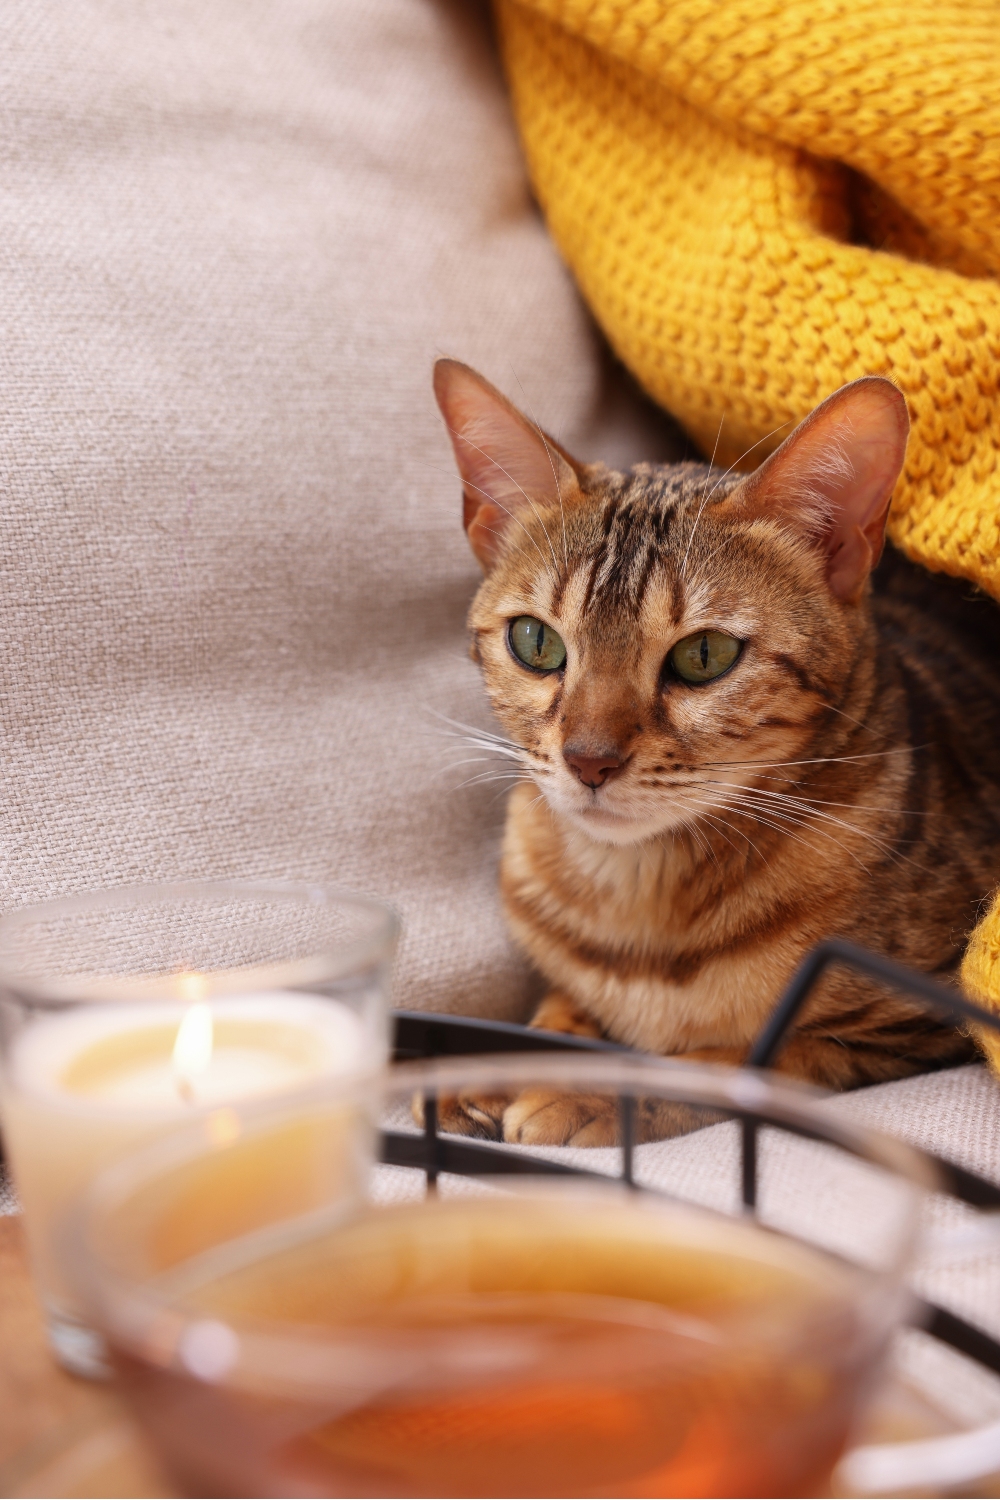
[0,1216,117,1467]
[0,1215,173,1496]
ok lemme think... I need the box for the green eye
[509,616,567,673]
[670,630,742,684]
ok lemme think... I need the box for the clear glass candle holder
[0,880,397,1377]
[70,1054,938,1499]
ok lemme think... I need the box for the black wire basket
[387,938,1000,1384]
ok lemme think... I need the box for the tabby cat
[434,359,1000,1145]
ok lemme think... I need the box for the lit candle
[0,991,371,1317]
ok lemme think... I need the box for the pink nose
[563,749,625,789]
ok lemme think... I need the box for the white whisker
[815,702,894,739]
[695,777,925,818]
[456,772,531,790]
[430,756,505,779]
[703,419,792,507]
[701,792,865,868]
[697,785,896,872]
[677,818,715,864]
[425,709,522,749]
[692,805,762,864]
[704,746,924,771]
[691,773,917,863]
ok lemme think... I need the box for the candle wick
[176,1076,196,1104]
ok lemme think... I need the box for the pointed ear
[731,377,909,602]
[433,358,580,571]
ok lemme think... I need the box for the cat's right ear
[729,376,909,602]
[433,359,579,571]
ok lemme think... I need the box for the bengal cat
[433,359,1000,1145]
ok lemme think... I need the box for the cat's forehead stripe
[580,463,737,619]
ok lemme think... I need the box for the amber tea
[107,1189,888,1498]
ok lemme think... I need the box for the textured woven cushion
[0,0,671,1018]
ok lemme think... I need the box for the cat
[433,358,1000,1146]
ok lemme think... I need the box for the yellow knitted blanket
[493,0,1000,1061]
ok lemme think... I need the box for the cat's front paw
[428,1089,513,1140]
[501,1089,619,1147]
[529,993,604,1039]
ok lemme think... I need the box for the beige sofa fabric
[0,0,671,1017]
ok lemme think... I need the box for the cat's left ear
[434,359,581,571]
[731,377,909,602]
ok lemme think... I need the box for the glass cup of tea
[67,1052,944,1498]
[0,880,397,1377]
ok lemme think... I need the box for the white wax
[10,993,366,1112]
[0,992,376,1312]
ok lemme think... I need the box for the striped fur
[437,367,1000,1145]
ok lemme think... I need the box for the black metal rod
[748,938,1000,1070]
[619,1095,635,1186]
[920,1301,1000,1377]
[379,1130,603,1180]
[423,1092,440,1188]
[930,1154,1000,1210]
[741,1118,758,1210]
[392,1009,629,1062]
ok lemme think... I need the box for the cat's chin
[556,801,683,848]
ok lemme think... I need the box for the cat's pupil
[536,621,545,658]
[700,634,709,669]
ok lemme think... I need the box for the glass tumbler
[0,880,397,1377]
[70,1053,938,1498]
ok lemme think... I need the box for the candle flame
[173,1002,214,1101]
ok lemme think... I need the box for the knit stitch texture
[493,0,1000,1052]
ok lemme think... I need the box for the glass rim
[0,879,400,1005]
[73,1053,943,1302]
[66,1052,936,1389]
[74,1052,946,1205]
